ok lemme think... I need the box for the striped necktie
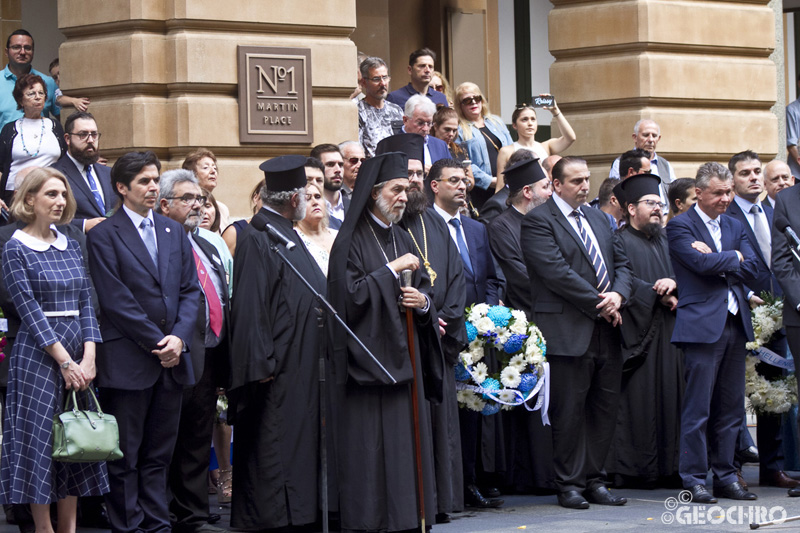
[571,209,611,293]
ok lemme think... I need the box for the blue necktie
[140,218,158,267]
[85,164,105,214]
[449,217,473,275]
[571,209,611,293]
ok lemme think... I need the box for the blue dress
[0,229,108,504]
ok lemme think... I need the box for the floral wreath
[745,293,797,415]
[454,304,549,422]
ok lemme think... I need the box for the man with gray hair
[338,140,364,200]
[609,120,676,194]
[227,156,328,531]
[357,56,404,157]
[666,162,759,504]
[157,169,231,533]
[396,94,450,171]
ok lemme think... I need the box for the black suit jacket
[725,199,779,296]
[521,197,632,357]
[771,184,800,328]
[51,155,115,229]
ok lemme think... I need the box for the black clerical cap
[375,132,424,163]
[615,173,661,206]
[258,155,307,192]
[502,158,546,192]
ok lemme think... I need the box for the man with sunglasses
[52,111,114,232]
[1,29,60,129]
[338,140,365,200]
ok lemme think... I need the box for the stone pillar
[1,0,22,47]
[58,0,359,217]
[549,0,777,187]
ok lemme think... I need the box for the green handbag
[52,386,123,463]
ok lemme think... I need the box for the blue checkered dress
[0,232,109,504]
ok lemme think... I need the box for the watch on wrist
[60,360,71,369]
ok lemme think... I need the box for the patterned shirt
[358,99,403,158]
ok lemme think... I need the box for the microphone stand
[267,238,396,533]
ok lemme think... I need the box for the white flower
[466,394,486,412]
[497,389,517,405]
[525,344,543,365]
[468,303,490,323]
[460,351,473,366]
[511,309,527,323]
[457,390,473,405]
[508,355,527,371]
[495,329,511,345]
[500,366,521,388]
[469,340,485,363]
[472,362,488,384]
[476,317,496,335]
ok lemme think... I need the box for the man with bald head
[609,120,676,191]
[763,160,795,209]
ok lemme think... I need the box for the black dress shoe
[789,486,800,497]
[557,490,589,509]
[464,484,504,508]
[207,514,222,525]
[481,487,501,498]
[735,446,760,464]
[713,481,757,501]
[583,486,627,506]
[435,513,451,524]
[687,485,718,504]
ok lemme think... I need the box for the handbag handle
[63,385,106,419]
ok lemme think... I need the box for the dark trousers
[785,326,800,462]
[679,313,746,488]
[101,371,183,533]
[168,358,217,531]
[547,321,622,493]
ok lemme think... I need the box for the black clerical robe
[227,208,328,530]
[332,215,442,532]
[605,225,684,485]
[401,208,467,514]
[488,206,531,315]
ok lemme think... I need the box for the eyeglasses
[24,91,45,98]
[433,84,444,92]
[368,75,391,84]
[438,176,470,186]
[68,131,101,141]
[460,95,482,106]
[346,157,365,165]
[8,45,32,52]
[166,194,207,206]
[414,119,432,128]
[637,199,667,210]
[324,161,344,168]
[408,170,424,179]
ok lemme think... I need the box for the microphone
[251,212,296,251]
[776,220,800,250]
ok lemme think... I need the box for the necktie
[449,217,473,275]
[708,218,739,315]
[140,218,159,267]
[85,164,105,213]
[750,204,771,267]
[571,210,611,293]
[193,249,223,337]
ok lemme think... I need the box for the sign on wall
[238,46,313,144]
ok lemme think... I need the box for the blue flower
[455,363,471,382]
[466,321,477,342]
[518,373,538,393]
[504,333,525,354]
[481,402,501,416]
[481,377,500,400]
[486,306,512,328]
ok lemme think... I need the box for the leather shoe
[713,481,757,501]
[736,469,749,490]
[435,513,451,524]
[465,484,503,508]
[762,471,800,488]
[557,490,589,509]
[789,486,800,497]
[735,445,760,464]
[481,486,501,498]
[207,514,221,525]
[687,485,718,504]
[583,486,626,506]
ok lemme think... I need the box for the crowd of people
[1,28,800,533]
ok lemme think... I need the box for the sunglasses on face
[461,95,482,106]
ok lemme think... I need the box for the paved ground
[4,466,800,533]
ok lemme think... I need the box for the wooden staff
[401,269,425,532]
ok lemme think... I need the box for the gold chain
[406,214,437,286]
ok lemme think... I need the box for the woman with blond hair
[455,82,513,209]
[431,71,454,107]
[294,183,336,276]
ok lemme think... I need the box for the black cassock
[227,209,328,530]
[605,225,684,486]
[330,214,443,532]
[488,206,556,493]
[401,209,467,514]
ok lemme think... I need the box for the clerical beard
[641,222,662,239]
[292,193,308,222]
[376,192,405,224]
[404,189,428,216]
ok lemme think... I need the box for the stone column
[58,0,359,217]
[549,0,777,185]
[1,0,22,47]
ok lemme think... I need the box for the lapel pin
[165,227,171,233]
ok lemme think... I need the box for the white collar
[12,226,68,251]
[693,203,718,225]
[432,202,458,224]
[367,209,391,229]
[123,204,154,229]
[552,191,581,218]
[733,194,760,213]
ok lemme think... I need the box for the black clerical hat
[502,158,546,192]
[258,155,307,192]
[375,133,424,163]
[614,173,661,206]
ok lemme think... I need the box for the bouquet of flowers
[745,292,797,415]
[454,304,548,420]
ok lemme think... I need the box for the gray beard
[377,192,404,224]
